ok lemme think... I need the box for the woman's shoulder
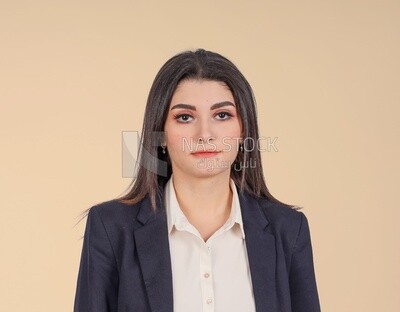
[256,196,308,235]
[87,198,143,226]
[252,197,314,254]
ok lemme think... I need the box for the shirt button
[207,246,211,252]
[206,298,213,304]
[204,272,210,278]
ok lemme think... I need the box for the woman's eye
[215,112,232,120]
[174,114,193,123]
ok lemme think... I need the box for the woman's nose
[195,119,215,144]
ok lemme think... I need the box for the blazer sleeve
[289,212,321,312]
[74,207,119,312]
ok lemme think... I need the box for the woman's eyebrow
[170,104,196,111]
[210,101,235,110]
[170,101,235,111]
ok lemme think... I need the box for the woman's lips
[191,151,221,158]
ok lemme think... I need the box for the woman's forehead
[171,80,234,104]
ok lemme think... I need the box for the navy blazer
[74,186,321,312]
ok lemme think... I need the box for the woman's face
[163,79,243,179]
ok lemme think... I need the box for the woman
[74,49,321,312]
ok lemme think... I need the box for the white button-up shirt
[164,175,256,312]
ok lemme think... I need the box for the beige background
[1,0,399,311]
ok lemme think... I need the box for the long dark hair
[116,49,297,212]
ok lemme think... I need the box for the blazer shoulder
[88,198,142,226]
[256,197,307,244]
[258,198,304,224]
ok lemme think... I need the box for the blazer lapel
[134,194,173,312]
[238,190,279,312]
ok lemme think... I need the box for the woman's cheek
[167,134,186,152]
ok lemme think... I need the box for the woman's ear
[240,129,244,142]
[160,130,167,148]
[239,117,244,139]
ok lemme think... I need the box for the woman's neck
[171,172,232,219]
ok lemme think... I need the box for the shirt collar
[164,173,245,239]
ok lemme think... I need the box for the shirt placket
[200,240,214,312]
